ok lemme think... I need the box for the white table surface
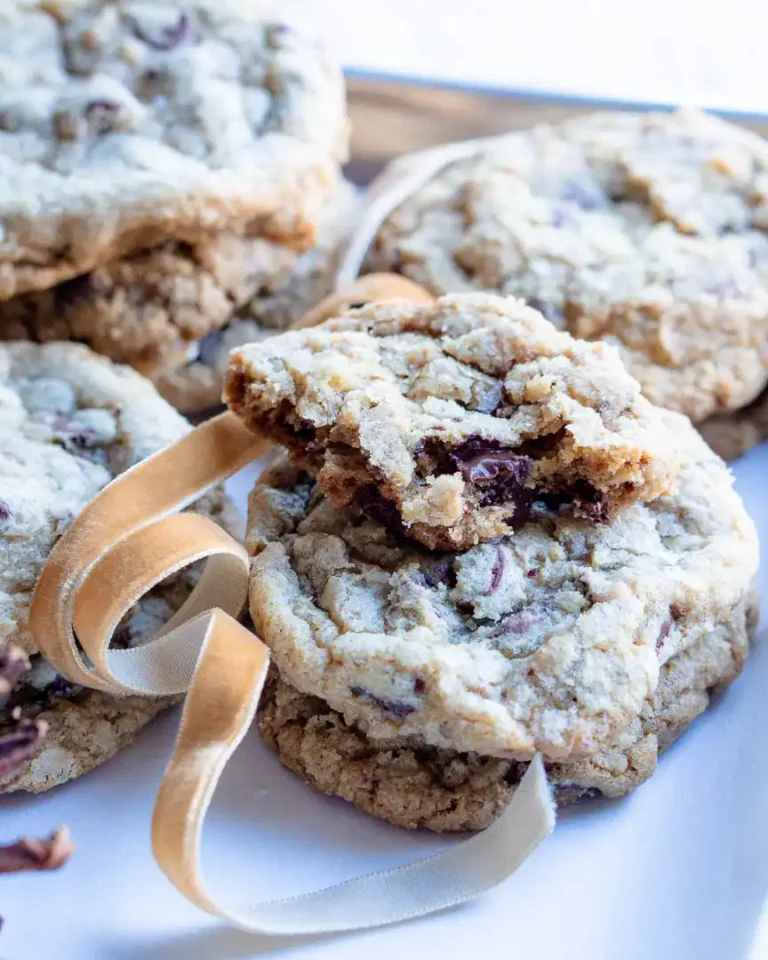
[1,442,767,960]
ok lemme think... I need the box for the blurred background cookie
[0,0,347,298]
[357,110,768,459]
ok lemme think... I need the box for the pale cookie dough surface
[228,294,680,551]
[0,0,348,298]
[0,340,241,791]
[152,180,360,413]
[259,594,753,832]
[246,430,757,761]
[699,387,768,461]
[364,109,768,423]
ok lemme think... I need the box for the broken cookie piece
[226,293,680,550]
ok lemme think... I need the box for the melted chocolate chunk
[417,436,533,510]
[539,480,609,523]
[355,486,405,534]
[349,686,416,718]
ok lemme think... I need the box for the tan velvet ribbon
[28,275,555,935]
[336,138,498,287]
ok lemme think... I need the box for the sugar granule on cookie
[226,293,680,550]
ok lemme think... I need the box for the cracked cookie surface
[227,294,680,550]
[0,0,347,298]
[246,427,757,762]
[0,340,241,790]
[364,109,768,429]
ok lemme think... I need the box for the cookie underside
[258,589,752,832]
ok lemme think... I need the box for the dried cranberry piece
[349,686,416,718]
[487,548,505,595]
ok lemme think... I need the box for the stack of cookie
[223,294,758,830]
[358,109,768,460]
[0,0,352,416]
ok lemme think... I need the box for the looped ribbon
[28,273,555,936]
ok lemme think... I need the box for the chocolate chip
[527,569,537,578]
[414,678,425,694]
[539,480,609,523]
[349,686,416,718]
[0,502,10,523]
[356,486,405,534]
[670,603,684,621]
[423,558,458,589]
[55,273,93,307]
[347,301,369,310]
[134,12,196,50]
[418,436,533,510]
[0,720,42,776]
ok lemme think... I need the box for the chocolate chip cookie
[361,110,768,448]
[227,294,679,551]
[246,426,757,765]
[0,0,347,299]
[0,341,241,792]
[0,180,359,405]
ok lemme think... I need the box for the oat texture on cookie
[226,293,680,550]
[0,0,347,298]
[246,421,757,764]
[0,341,240,791]
[363,110,768,430]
